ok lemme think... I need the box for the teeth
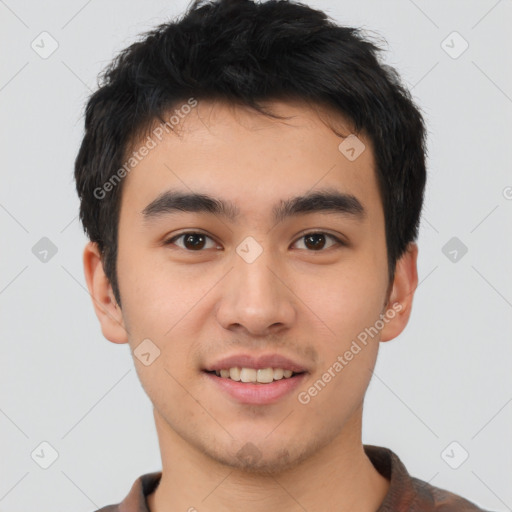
[257,368,274,383]
[240,368,257,382]
[213,367,298,383]
[273,368,284,380]
[229,367,241,381]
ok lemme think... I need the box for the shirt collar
[114,445,427,511]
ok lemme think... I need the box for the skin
[83,99,418,512]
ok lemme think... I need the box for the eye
[164,232,219,251]
[292,232,344,251]
[164,231,345,252]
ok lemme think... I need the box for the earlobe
[380,242,419,342]
[82,241,129,344]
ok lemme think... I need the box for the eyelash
[163,231,346,252]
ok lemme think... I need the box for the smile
[210,367,302,384]
[203,369,307,405]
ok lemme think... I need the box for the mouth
[202,367,308,405]
[202,353,310,404]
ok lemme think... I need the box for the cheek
[296,259,387,344]
[294,271,384,416]
[118,257,199,404]
[117,244,181,320]
[117,251,208,375]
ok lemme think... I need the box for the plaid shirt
[95,444,490,511]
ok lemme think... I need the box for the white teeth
[240,368,257,382]
[229,367,241,381]
[273,368,284,380]
[257,368,274,383]
[213,367,299,383]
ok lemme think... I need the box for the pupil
[305,234,325,250]
[185,234,205,250]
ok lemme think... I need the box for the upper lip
[203,353,309,373]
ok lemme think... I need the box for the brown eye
[165,232,217,251]
[293,232,343,251]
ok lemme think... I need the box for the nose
[215,245,296,337]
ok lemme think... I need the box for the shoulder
[410,475,492,511]
[89,471,162,512]
[364,445,492,512]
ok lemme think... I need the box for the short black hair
[74,0,427,306]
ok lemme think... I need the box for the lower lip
[203,371,307,405]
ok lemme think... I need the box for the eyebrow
[141,186,366,225]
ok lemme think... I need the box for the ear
[380,242,419,342]
[82,241,128,344]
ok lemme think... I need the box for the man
[74,0,490,510]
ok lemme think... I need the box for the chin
[223,449,297,475]
[202,437,320,475]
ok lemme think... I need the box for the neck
[147,405,390,512]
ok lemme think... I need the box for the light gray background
[1,0,511,510]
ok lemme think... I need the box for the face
[86,99,416,474]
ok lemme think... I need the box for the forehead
[119,99,381,223]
